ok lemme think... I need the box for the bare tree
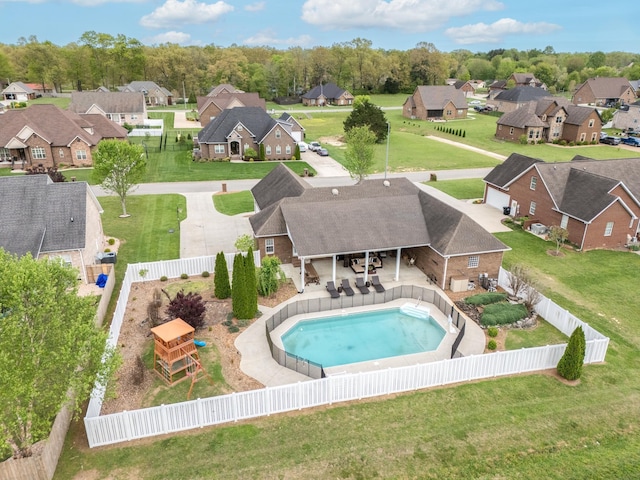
[506,264,542,312]
[548,225,569,255]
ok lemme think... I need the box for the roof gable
[415,85,467,110]
[483,153,544,188]
[197,106,277,145]
[494,86,551,103]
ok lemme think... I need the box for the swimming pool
[281,307,446,368]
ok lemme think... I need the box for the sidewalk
[425,135,507,161]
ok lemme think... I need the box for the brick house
[0,104,128,168]
[572,77,636,106]
[453,80,476,97]
[196,92,266,127]
[69,91,147,126]
[119,81,173,106]
[197,106,297,161]
[488,86,551,113]
[277,112,305,143]
[207,84,244,96]
[2,82,37,102]
[0,175,105,284]
[403,85,468,120]
[483,153,640,250]
[301,83,353,106]
[250,164,508,292]
[612,102,640,132]
[495,98,601,144]
[509,72,547,90]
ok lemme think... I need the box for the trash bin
[101,252,117,264]
[503,206,511,215]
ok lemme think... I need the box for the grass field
[212,190,254,215]
[424,178,486,199]
[53,224,640,479]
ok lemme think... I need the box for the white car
[469,100,482,105]
[297,141,308,152]
[308,141,321,152]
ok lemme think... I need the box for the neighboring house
[487,80,508,99]
[25,83,55,95]
[197,106,297,161]
[301,83,354,107]
[2,82,37,102]
[196,92,266,127]
[509,72,547,90]
[403,85,468,120]
[120,81,173,106]
[207,84,244,97]
[250,164,509,292]
[69,91,147,126]
[488,86,551,113]
[483,153,640,251]
[612,102,640,132]
[572,77,636,106]
[495,98,601,144]
[469,80,486,90]
[0,175,105,283]
[277,112,305,143]
[0,104,128,168]
[453,80,475,97]
[630,80,640,96]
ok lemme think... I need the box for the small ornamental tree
[344,125,376,184]
[548,225,569,255]
[294,144,301,160]
[257,256,283,297]
[259,143,266,161]
[214,252,231,299]
[164,289,206,329]
[557,326,586,381]
[235,234,255,252]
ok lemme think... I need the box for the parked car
[308,141,321,152]
[621,136,640,147]
[316,148,329,156]
[297,141,308,152]
[600,136,621,145]
[469,100,482,105]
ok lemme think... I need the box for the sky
[0,0,634,53]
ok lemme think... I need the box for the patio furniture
[371,275,385,293]
[341,278,355,296]
[326,281,340,298]
[350,258,365,274]
[304,262,320,285]
[355,276,370,294]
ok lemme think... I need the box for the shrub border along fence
[0,267,116,480]
[82,261,608,448]
[264,285,465,379]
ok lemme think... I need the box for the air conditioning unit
[530,223,547,235]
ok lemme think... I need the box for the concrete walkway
[425,135,508,161]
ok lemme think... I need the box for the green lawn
[54,227,640,479]
[425,178,486,199]
[212,190,254,215]
[506,319,567,349]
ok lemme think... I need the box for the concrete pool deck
[235,283,486,387]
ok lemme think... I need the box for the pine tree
[214,252,231,299]
[557,326,586,381]
[463,130,466,138]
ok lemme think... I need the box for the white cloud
[301,0,503,30]
[243,30,312,47]
[145,31,193,45]
[445,17,561,44]
[140,0,234,29]
[244,1,265,12]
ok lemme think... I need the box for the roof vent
[383,180,390,187]
[331,188,339,196]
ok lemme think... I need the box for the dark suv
[600,136,621,145]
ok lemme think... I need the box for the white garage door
[292,131,302,142]
[486,187,510,211]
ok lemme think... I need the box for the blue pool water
[281,308,445,368]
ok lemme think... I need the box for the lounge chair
[355,276,370,294]
[371,275,385,293]
[326,281,340,298]
[341,278,355,296]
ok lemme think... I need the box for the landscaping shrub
[165,289,206,329]
[557,326,586,381]
[180,273,188,279]
[104,248,111,253]
[160,275,168,282]
[201,271,210,277]
[487,340,497,350]
[108,238,115,245]
[487,326,499,337]
[481,303,528,326]
[131,355,145,385]
[465,292,507,306]
[257,256,284,297]
[214,252,231,299]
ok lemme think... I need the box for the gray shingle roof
[197,93,265,115]
[415,85,468,110]
[564,104,600,126]
[577,77,633,98]
[0,176,92,257]
[197,106,279,144]
[69,91,146,114]
[496,105,546,128]
[483,153,544,188]
[251,163,311,211]
[250,167,508,258]
[557,168,619,221]
[208,84,244,96]
[302,83,348,100]
[123,81,172,97]
[494,86,551,103]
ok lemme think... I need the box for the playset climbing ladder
[150,318,213,398]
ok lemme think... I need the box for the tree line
[2,33,639,100]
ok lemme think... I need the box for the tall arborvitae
[557,326,586,381]
[214,251,231,299]
[231,253,246,319]
[244,247,258,318]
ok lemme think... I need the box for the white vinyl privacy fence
[84,264,609,448]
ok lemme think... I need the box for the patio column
[300,258,305,293]
[395,248,401,281]
[364,251,370,283]
[332,255,337,284]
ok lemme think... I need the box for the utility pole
[384,122,390,179]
